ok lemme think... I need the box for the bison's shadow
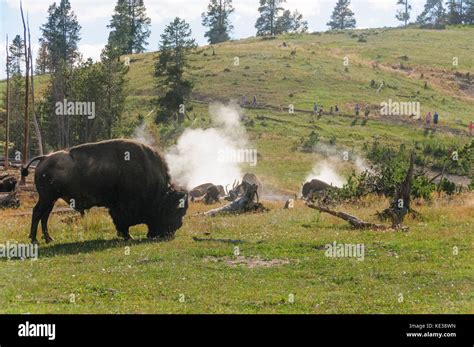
[38,237,169,258]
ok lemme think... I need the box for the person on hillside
[365,105,370,119]
[468,121,474,136]
[355,104,361,116]
[335,105,339,113]
[433,111,439,128]
[313,103,318,115]
[240,95,247,107]
[318,107,324,117]
[252,95,257,107]
[425,112,432,128]
[329,106,334,115]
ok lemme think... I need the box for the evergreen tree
[446,0,463,24]
[396,0,412,27]
[255,0,286,36]
[275,9,308,34]
[202,0,234,44]
[154,18,196,124]
[2,36,26,156]
[327,0,357,30]
[40,0,81,68]
[465,0,474,23]
[417,0,447,26]
[100,45,129,139]
[35,41,50,75]
[7,35,24,75]
[39,0,81,149]
[107,0,151,55]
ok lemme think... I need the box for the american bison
[301,179,334,199]
[189,183,225,203]
[21,139,188,243]
[0,175,17,193]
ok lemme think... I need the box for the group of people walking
[424,111,440,129]
[242,95,472,136]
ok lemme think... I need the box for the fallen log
[0,175,17,192]
[205,184,267,216]
[0,189,20,209]
[306,202,408,231]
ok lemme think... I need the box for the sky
[0,0,429,79]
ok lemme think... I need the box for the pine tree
[327,0,357,30]
[7,35,24,75]
[3,36,26,155]
[465,0,474,23]
[100,45,129,139]
[202,0,234,44]
[35,41,50,75]
[446,0,463,24]
[396,0,412,27]
[255,0,286,36]
[275,9,308,34]
[107,0,151,55]
[154,18,196,124]
[40,0,81,68]
[39,0,81,149]
[417,0,447,26]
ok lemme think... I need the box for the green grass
[0,196,472,313]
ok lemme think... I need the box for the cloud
[79,43,105,62]
[5,0,114,22]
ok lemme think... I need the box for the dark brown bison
[21,139,188,243]
[224,173,263,201]
[190,183,224,204]
[301,179,334,199]
[0,175,17,192]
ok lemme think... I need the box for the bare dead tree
[4,34,10,170]
[20,1,29,185]
[306,202,408,231]
[27,14,44,155]
[205,184,265,216]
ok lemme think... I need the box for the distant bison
[0,175,17,192]
[190,183,225,203]
[22,139,188,243]
[301,179,334,199]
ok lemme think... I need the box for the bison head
[152,187,189,239]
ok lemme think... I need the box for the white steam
[305,160,346,188]
[165,103,249,189]
[132,122,155,147]
[305,144,370,188]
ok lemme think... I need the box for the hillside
[2,28,473,192]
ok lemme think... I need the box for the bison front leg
[146,223,174,241]
[109,209,133,241]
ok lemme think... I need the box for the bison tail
[21,156,47,177]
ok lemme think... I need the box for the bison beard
[22,139,188,243]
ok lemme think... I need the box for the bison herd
[189,173,263,205]
[16,139,334,244]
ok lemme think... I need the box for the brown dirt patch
[204,255,290,268]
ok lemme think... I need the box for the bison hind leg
[40,201,56,243]
[30,198,56,244]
